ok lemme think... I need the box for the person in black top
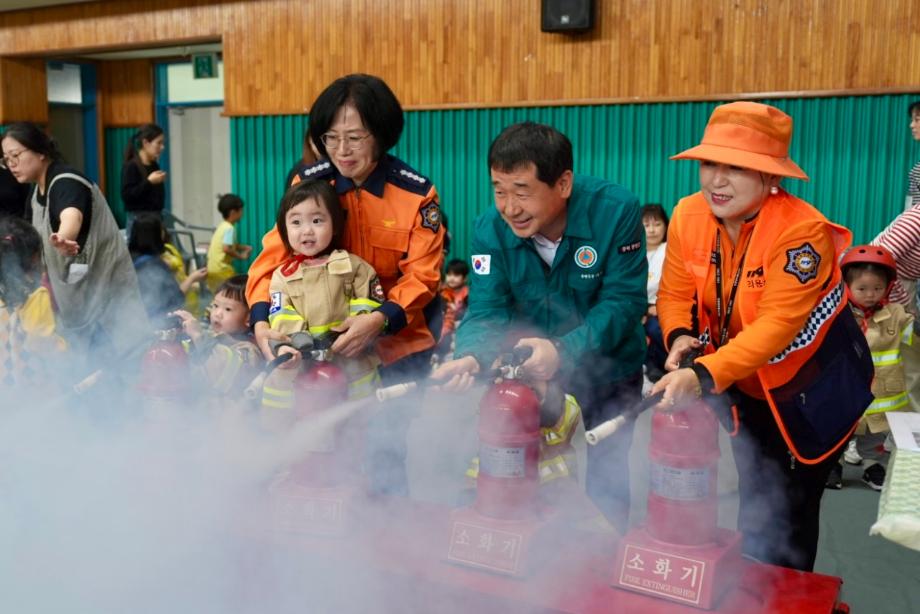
[1,122,148,356]
[121,123,166,235]
[0,165,30,218]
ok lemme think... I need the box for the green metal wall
[230,115,311,260]
[231,94,920,265]
[103,127,135,228]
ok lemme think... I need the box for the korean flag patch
[783,243,821,284]
[471,254,491,275]
[270,291,283,314]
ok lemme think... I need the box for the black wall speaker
[541,0,595,33]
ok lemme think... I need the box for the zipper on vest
[788,450,796,470]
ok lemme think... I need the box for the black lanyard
[713,229,749,347]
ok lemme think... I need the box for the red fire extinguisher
[288,332,352,487]
[137,316,191,398]
[646,401,720,545]
[474,348,542,520]
[585,348,724,545]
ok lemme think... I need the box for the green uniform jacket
[455,174,647,388]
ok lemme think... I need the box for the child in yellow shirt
[0,216,66,395]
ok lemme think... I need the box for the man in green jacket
[432,121,647,531]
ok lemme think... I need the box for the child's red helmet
[840,245,897,277]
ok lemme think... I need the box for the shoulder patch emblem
[370,276,386,303]
[574,245,598,269]
[420,201,441,233]
[270,291,283,314]
[784,243,821,284]
[471,255,491,275]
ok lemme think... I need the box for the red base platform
[614,526,743,609]
[240,495,846,614]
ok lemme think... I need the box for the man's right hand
[430,355,481,393]
[254,320,291,361]
[664,335,702,371]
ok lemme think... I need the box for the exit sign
[192,53,218,79]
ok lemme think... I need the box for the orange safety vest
[246,156,445,366]
[668,192,873,464]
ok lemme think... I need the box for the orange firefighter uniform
[658,190,873,463]
[246,156,445,366]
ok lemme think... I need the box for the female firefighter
[651,102,873,572]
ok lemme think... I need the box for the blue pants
[574,371,643,535]
[364,349,433,497]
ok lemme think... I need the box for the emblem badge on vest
[784,243,821,284]
[575,245,598,269]
[420,202,441,232]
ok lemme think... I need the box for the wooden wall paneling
[1,0,919,115]
[98,59,154,127]
[0,57,48,124]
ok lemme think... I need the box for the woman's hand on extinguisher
[649,368,702,411]
[430,355,481,393]
[664,335,702,371]
[515,337,560,381]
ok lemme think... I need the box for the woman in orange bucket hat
[651,102,873,571]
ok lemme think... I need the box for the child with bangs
[173,274,261,398]
[260,179,385,422]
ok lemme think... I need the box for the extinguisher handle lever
[511,344,534,365]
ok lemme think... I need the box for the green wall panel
[230,114,310,264]
[103,127,134,228]
[231,94,920,267]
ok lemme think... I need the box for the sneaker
[843,439,863,465]
[825,464,843,490]
[862,464,886,491]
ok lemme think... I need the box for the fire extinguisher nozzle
[375,382,417,402]
[585,415,626,445]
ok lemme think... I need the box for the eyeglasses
[0,149,26,169]
[320,133,371,152]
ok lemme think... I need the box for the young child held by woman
[260,180,385,417]
[0,216,66,395]
[173,275,262,398]
[826,245,917,490]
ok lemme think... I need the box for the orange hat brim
[670,143,809,181]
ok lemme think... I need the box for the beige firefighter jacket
[262,250,384,413]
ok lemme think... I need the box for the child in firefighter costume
[0,215,67,397]
[260,179,385,421]
[825,245,918,490]
[653,102,873,571]
[172,275,262,398]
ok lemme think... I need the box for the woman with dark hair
[247,74,444,376]
[642,203,669,380]
[1,121,148,356]
[129,212,207,323]
[653,102,873,570]
[121,123,166,235]
[246,74,446,495]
